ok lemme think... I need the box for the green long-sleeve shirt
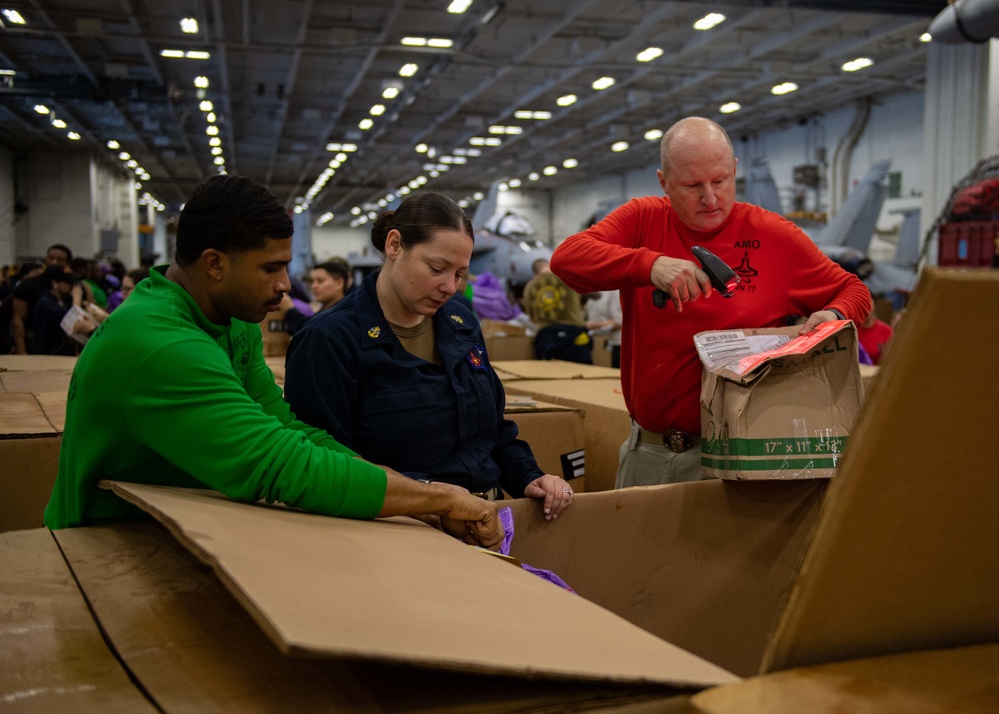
[44,266,387,529]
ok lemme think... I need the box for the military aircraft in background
[928,0,999,43]
[468,184,552,289]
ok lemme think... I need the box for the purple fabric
[472,272,522,321]
[106,291,125,313]
[858,342,873,366]
[290,297,315,318]
[498,507,575,593]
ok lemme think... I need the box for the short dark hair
[175,175,293,266]
[370,192,472,254]
[314,260,349,283]
[47,244,73,262]
[43,265,74,284]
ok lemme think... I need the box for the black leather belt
[639,427,700,453]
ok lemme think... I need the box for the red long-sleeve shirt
[551,196,870,434]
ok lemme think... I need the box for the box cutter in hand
[652,245,740,309]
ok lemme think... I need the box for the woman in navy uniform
[285,192,573,520]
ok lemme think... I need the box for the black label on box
[560,449,585,480]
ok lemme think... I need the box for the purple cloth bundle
[498,507,575,593]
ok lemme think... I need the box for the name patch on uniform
[466,347,487,370]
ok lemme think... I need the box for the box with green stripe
[696,322,863,480]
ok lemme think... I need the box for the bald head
[659,117,734,179]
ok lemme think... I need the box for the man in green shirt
[45,175,502,549]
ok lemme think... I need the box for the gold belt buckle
[662,429,693,453]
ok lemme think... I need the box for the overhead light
[488,125,522,135]
[920,32,932,43]
[514,110,551,120]
[194,76,209,88]
[107,140,120,149]
[427,38,454,48]
[359,118,374,130]
[370,104,386,116]
[416,176,428,185]
[719,101,741,114]
[645,129,663,141]
[480,2,502,25]
[2,9,26,24]
[563,158,578,169]
[771,82,799,95]
[33,104,50,114]
[206,125,219,136]
[118,151,131,160]
[0,69,15,75]
[611,141,629,152]
[557,94,577,107]
[498,182,509,192]
[473,192,484,200]
[842,57,874,72]
[636,47,663,63]
[401,37,426,46]
[211,147,222,156]
[51,118,67,128]
[135,182,142,189]
[141,173,151,181]
[382,86,400,99]
[126,159,138,168]
[160,49,185,58]
[185,51,210,60]
[335,152,347,162]
[209,137,221,146]
[693,13,726,31]
[592,77,615,90]
[448,0,473,13]
[415,144,428,153]
[67,132,81,140]
[399,63,419,77]
[199,100,213,112]
[528,172,540,181]
[543,166,557,176]
[318,212,334,225]
[351,207,361,215]
[180,18,199,34]
[294,205,304,214]
[469,136,502,146]
[214,157,225,165]
[509,178,522,188]
[325,143,356,153]
[399,186,411,196]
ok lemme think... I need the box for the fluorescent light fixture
[194,76,209,88]
[185,51,210,60]
[429,170,439,177]
[160,49,184,58]
[514,110,551,120]
[557,94,577,107]
[206,113,216,123]
[401,37,426,46]
[458,199,468,207]
[335,152,348,162]
[693,13,725,31]
[415,143,428,153]
[592,76,615,90]
[51,118,67,128]
[427,38,453,48]
[107,140,120,149]
[210,137,221,146]
[399,63,419,77]
[370,104,386,116]
[611,141,629,152]
[211,147,222,156]
[719,101,741,114]
[206,125,219,136]
[341,144,357,152]
[34,104,50,114]
[118,151,131,160]
[135,182,142,189]
[771,81,798,95]
[399,186,411,196]
[636,47,663,62]
[351,207,361,215]
[382,86,400,99]
[498,182,509,191]
[359,118,374,130]
[473,192,484,200]
[416,176,427,185]
[294,205,304,214]
[841,57,874,72]
[318,212,334,225]
[509,178,522,188]
[67,132,81,140]
[645,129,663,141]
[0,69,15,75]
[528,172,540,181]
[2,9,26,24]
[126,160,138,168]
[180,18,199,33]
[488,125,522,135]
[920,32,932,43]
[141,173,150,181]
[448,0,472,13]
[563,158,578,169]
[214,157,225,165]
[543,166,557,176]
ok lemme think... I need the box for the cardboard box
[591,332,614,367]
[0,369,74,394]
[503,378,629,492]
[858,363,879,398]
[0,355,77,371]
[484,334,536,361]
[505,396,585,490]
[260,310,291,357]
[697,321,863,480]
[493,359,620,380]
[0,393,62,533]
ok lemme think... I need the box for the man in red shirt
[550,117,871,487]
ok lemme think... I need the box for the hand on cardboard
[439,494,504,550]
[798,309,839,335]
[524,474,573,521]
[650,256,713,312]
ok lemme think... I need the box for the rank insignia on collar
[367,326,381,339]
[466,347,486,370]
[450,314,464,324]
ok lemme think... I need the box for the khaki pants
[615,421,711,489]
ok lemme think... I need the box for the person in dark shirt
[31,266,97,355]
[11,243,73,354]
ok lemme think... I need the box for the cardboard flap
[763,269,999,672]
[0,355,78,372]
[491,360,621,380]
[101,482,738,688]
[695,322,855,385]
[0,392,60,437]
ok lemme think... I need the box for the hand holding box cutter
[652,245,740,309]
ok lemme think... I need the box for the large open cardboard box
[0,392,62,533]
[504,396,586,490]
[492,359,620,380]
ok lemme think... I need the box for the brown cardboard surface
[0,528,157,713]
[504,378,630,492]
[33,391,68,432]
[0,393,62,533]
[56,522,684,713]
[692,644,999,714]
[763,268,999,672]
[493,359,621,380]
[0,370,74,394]
[101,482,738,688]
[0,392,59,437]
[484,334,536,361]
[505,398,586,487]
[858,363,879,398]
[506,480,825,678]
[0,355,77,371]
[592,333,614,367]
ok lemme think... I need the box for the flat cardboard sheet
[0,355,77,372]
[0,528,157,713]
[506,480,826,678]
[692,644,999,714]
[0,370,74,394]
[55,522,684,713]
[102,482,739,688]
[0,392,59,437]
[492,360,621,380]
[763,268,999,672]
